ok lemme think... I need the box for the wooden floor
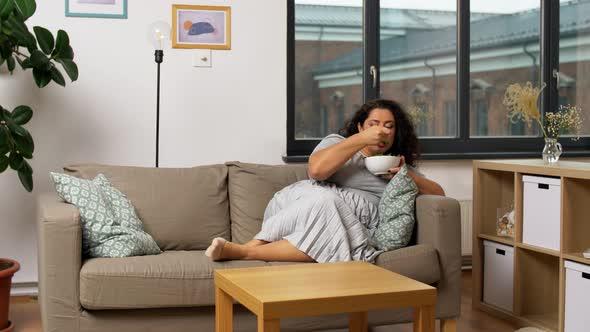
[9,270,520,332]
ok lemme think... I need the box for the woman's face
[357,108,396,155]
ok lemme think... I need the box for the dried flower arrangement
[407,105,433,127]
[503,82,583,140]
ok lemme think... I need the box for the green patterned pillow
[373,164,419,251]
[50,172,161,258]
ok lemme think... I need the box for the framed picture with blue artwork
[65,0,128,19]
[172,4,231,50]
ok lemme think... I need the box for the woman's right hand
[358,126,391,146]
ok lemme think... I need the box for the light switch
[193,49,212,67]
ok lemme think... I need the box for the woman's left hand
[379,156,406,181]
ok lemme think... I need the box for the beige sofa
[37,161,461,332]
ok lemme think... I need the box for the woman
[205,99,444,263]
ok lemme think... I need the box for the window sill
[282,150,590,163]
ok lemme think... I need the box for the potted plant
[1,0,78,330]
[503,82,583,163]
[0,259,19,332]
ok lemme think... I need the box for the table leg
[257,315,280,332]
[349,312,368,332]
[215,287,233,332]
[413,305,435,332]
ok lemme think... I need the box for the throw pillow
[50,172,162,258]
[373,164,419,251]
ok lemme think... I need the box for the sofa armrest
[38,192,82,331]
[415,195,462,319]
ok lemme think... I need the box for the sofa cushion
[64,164,229,250]
[79,250,300,309]
[50,173,161,258]
[374,165,419,251]
[226,161,309,244]
[79,246,440,310]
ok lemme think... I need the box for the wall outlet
[193,49,212,67]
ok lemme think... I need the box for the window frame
[285,0,590,162]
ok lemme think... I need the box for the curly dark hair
[338,99,420,167]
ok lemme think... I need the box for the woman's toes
[205,237,227,261]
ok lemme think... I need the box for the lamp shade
[147,21,171,50]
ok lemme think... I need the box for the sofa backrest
[64,164,230,250]
[226,161,309,244]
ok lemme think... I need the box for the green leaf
[0,106,10,120]
[33,26,54,55]
[32,67,51,88]
[17,160,33,192]
[50,66,65,86]
[29,49,49,69]
[57,58,78,81]
[8,151,23,170]
[6,118,26,136]
[0,126,8,148]
[0,0,14,19]
[12,105,32,125]
[0,22,12,35]
[5,14,35,49]
[15,56,31,69]
[13,0,35,20]
[54,29,69,54]
[12,127,33,158]
[0,44,9,59]
[59,45,74,60]
[6,54,14,72]
[0,154,8,172]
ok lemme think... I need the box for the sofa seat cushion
[79,250,301,310]
[80,246,440,310]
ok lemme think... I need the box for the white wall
[0,0,287,286]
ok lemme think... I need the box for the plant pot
[0,321,14,332]
[0,259,20,332]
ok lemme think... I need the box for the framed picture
[65,0,128,19]
[172,4,231,50]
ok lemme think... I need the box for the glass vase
[542,138,562,164]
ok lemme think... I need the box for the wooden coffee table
[214,261,436,332]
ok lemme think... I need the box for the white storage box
[565,261,590,332]
[522,175,561,251]
[483,240,514,312]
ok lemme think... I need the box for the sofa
[37,161,461,332]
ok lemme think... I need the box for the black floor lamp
[148,21,171,168]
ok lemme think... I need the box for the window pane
[559,0,590,136]
[379,0,457,138]
[470,0,541,137]
[294,1,363,140]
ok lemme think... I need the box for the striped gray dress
[254,134,390,263]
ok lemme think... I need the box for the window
[473,99,488,136]
[444,101,457,135]
[286,0,590,160]
[559,0,589,136]
[292,0,362,141]
[380,1,457,139]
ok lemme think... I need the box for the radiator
[459,200,473,257]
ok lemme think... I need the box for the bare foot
[205,237,227,261]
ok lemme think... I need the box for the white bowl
[365,155,401,175]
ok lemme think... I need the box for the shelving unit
[473,159,590,332]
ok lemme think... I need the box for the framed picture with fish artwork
[172,4,231,50]
[65,0,128,19]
